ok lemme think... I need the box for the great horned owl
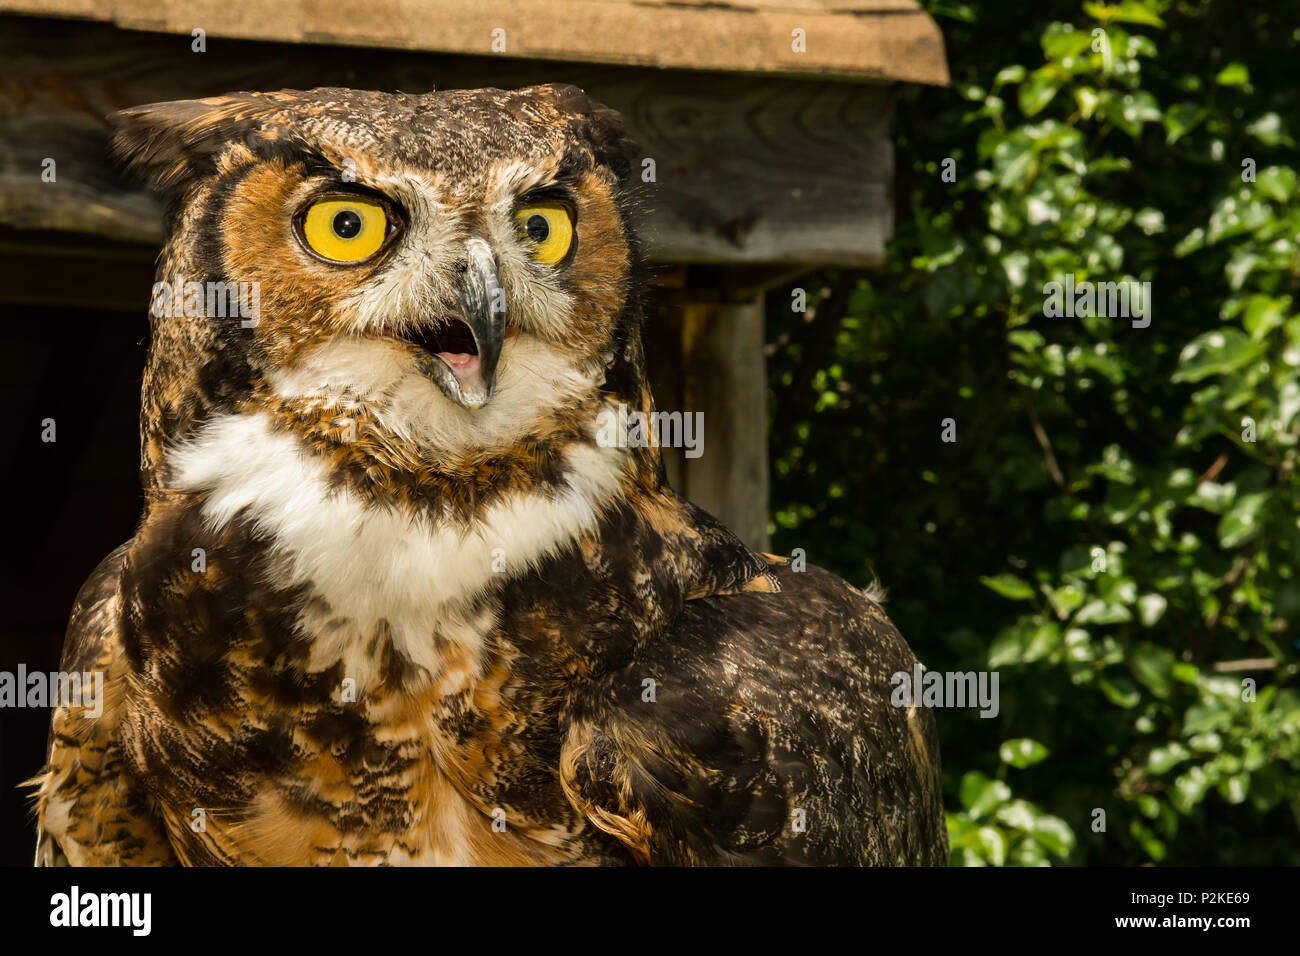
[30,85,946,866]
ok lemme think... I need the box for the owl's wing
[29,544,179,866]
[561,561,947,866]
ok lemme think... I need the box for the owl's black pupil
[333,210,362,239]
[526,214,549,242]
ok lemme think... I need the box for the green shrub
[766,0,1300,865]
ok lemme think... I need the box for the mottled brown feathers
[33,85,946,867]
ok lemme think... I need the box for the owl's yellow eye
[515,202,574,266]
[301,197,389,263]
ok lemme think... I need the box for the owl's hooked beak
[410,238,505,410]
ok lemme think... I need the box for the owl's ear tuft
[544,84,640,182]
[108,96,270,198]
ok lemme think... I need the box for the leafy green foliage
[766,0,1300,864]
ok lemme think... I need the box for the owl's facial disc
[402,237,505,410]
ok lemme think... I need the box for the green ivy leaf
[1076,599,1133,624]
[977,826,1008,865]
[994,64,1027,86]
[1163,102,1204,144]
[988,628,1024,668]
[1242,294,1289,340]
[1217,774,1250,804]
[1173,765,1211,813]
[1102,1,1166,27]
[1131,642,1176,698]
[1245,112,1294,147]
[1032,815,1077,857]
[1217,491,1269,548]
[1184,701,1230,735]
[1045,582,1086,618]
[1099,674,1142,708]
[1215,63,1250,87]
[960,771,1011,819]
[1000,738,1050,768]
[1255,166,1297,204]
[1137,593,1168,626]
[994,137,1037,189]
[1131,822,1167,862]
[1020,68,1064,117]
[1022,621,1063,662]
[1148,742,1191,774]
[1106,91,1161,137]
[1075,86,1101,119]
[1173,329,1268,382]
[981,573,1035,600]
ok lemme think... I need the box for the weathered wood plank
[0,0,949,85]
[0,14,895,267]
[680,296,771,551]
[640,281,773,547]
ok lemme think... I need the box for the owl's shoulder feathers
[30,544,179,866]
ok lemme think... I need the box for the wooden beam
[0,14,894,270]
[680,295,770,551]
[642,285,688,495]
[0,0,950,86]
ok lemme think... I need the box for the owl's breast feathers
[31,407,944,865]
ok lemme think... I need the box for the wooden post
[680,296,770,552]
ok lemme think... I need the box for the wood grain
[0,14,896,267]
[0,0,949,85]
[680,296,771,550]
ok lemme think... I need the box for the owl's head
[114,85,653,491]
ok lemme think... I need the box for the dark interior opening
[0,301,147,865]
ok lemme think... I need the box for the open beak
[406,238,505,410]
